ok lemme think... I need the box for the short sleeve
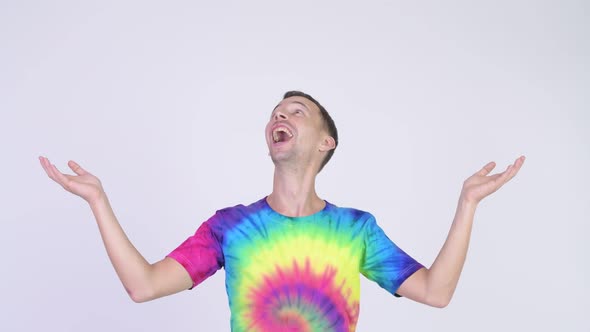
[166,213,224,289]
[360,214,424,297]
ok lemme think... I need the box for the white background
[2,1,588,331]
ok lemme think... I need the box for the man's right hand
[39,156,105,205]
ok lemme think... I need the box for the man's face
[265,96,328,167]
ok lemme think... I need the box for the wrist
[88,191,108,209]
[457,196,478,213]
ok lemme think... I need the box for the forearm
[425,198,477,306]
[88,193,154,302]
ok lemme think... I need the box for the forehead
[273,96,320,114]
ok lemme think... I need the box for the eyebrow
[272,100,310,112]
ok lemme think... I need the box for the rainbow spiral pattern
[168,197,423,332]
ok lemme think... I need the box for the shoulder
[325,201,377,225]
[202,198,267,236]
[214,197,266,216]
[326,200,373,217]
[207,197,266,223]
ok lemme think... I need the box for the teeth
[272,126,293,143]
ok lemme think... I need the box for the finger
[48,168,62,186]
[45,161,65,184]
[485,172,507,189]
[39,156,52,176]
[39,156,52,170]
[45,161,61,182]
[42,158,61,183]
[50,163,72,188]
[493,163,517,187]
[476,161,496,176]
[506,156,525,180]
[513,155,526,172]
[500,156,525,182]
[68,160,88,176]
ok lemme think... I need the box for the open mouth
[272,126,294,144]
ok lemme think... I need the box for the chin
[269,151,295,165]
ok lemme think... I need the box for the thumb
[68,160,88,176]
[475,161,496,176]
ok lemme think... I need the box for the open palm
[461,156,525,204]
[39,156,104,204]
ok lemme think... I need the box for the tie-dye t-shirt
[167,197,423,332]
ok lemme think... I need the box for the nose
[273,110,288,121]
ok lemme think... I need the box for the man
[39,91,525,331]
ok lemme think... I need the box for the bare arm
[396,155,526,307]
[39,156,192,302]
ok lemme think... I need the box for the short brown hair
[283,91,338,172]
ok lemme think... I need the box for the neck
[267,163,324,217]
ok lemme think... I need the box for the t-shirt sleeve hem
[166,252,198,290]
[393,262,425,298]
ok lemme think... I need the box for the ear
[318,135,336,152]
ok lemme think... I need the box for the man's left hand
[460,155,526,205]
